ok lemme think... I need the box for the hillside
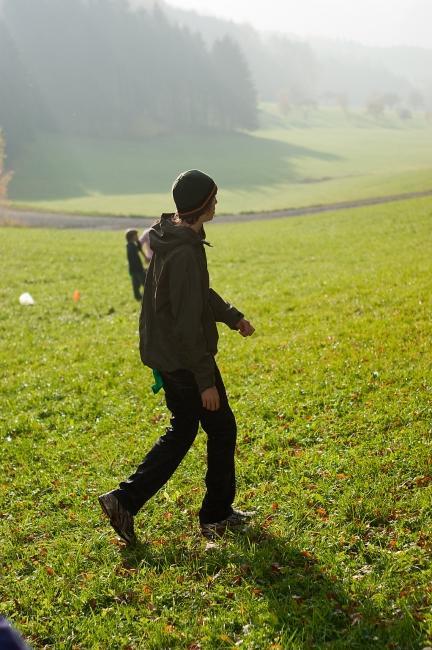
[130,0,432,108]
[7,107,432,216]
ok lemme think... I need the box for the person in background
[125,228,146,302]
[100,169,255,543]
[139,227,153,265]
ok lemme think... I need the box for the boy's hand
[236,318,255,337]
[201,386,220,411]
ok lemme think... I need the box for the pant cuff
[199,506,233,525]
[113,489,139,516]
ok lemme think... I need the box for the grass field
[7,107,432,216]
[1,197,432,648]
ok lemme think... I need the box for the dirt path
[1,189,431,229]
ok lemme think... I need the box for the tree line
[165,3,432,114]
[0,0,257,159]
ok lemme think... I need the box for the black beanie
[172,169,217,218]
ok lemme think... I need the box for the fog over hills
[1,0,431,167]
[0,0,257,158]
[128,0,432,108]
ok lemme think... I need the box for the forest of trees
[164,5,319,106]
[0,0,258,160]
[1,0,431,167]
[162,1,432,113]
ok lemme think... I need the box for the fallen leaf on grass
[263,515,275,528]
[350,612,363,625]
[300,550,316,561]
[45,566,55,576]
[179,533,189,541]
[270,562,283,575]
[79,572,95,582]
[399,587,414,598]
[387,509,403,522]
[415,475,432,487]
[251,588,263,597]
[417,533,431,550]
[316,507,329,520]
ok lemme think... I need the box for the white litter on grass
[19,292,35,306]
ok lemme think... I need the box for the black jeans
[130,270,146,301]
[114,363,237,524]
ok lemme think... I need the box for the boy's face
[202,196,217,223]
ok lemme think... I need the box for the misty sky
[143,0,431,49]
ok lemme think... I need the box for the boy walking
[99,170,255,543]
[125,228,146,301]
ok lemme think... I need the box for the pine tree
[211,36,258,130]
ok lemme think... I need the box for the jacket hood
[149,213,206,254]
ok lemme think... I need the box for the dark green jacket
[139,214,243,392]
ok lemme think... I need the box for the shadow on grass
[118,526,413,648]
[9,130,342,202]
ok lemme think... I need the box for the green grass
[7,107,432,216]
[1,197,432,648]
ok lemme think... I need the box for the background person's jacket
[139,213,243,392]
[126,241,145,274]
